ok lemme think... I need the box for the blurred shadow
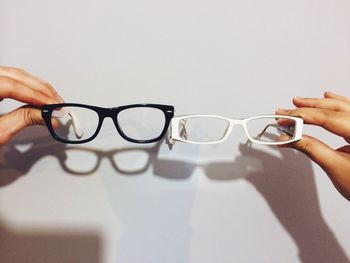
[55,144,161,176]
[0,127,67,186]
[1,127,348,262]
[0,126,162,185]
[0,218,101,263]
[203,142,350,263]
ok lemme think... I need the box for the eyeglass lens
[246,117,296,143]
[50,105,167,142]
[178,117,296,143]
[117,107,166,141]
[177,117,230,142]
[52,106,99,142]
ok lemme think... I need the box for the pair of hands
[0,67,349,201]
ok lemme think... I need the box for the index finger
[324,91,350,103]
[293,97,350,113]
[0,76,59,106]
[0,67,57,99]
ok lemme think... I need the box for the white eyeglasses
[168,114,303,145]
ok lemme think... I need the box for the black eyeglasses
[41,103,174,144]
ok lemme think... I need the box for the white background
[1,0,350,262]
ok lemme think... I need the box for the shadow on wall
[0,126,349,263]
[204,143,350,263]
[0,218,101,263]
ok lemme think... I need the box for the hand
[0,66,63,145]
[276,92,350,201]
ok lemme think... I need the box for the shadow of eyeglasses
[0,126,164,185]
[0,127,296,184]
[56,144,162,176]
[1,127,348,263]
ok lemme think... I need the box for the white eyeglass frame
[169,114,303,145]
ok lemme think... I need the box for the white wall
[1,0,350,262]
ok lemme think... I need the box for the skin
[0,66,63,146]
[277,91,350,201]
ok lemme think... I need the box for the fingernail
[56,94,65,103]
[294,96,303,100]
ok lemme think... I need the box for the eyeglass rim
[41,103,175,144]
[170,114,303,145]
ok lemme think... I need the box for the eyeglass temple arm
[257,123,294,139]
[52,109,84,139]
[179,119,188,139]
[168,119,188,145]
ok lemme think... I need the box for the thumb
[0,106,45,145]
[282,135,341,172]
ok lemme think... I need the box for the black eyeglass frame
[41,103,175,144]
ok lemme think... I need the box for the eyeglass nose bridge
[94,108,122,128]
[230,119,245,125]
[224,119,245,131]
[98,107,117,118]
[98,107,124,131]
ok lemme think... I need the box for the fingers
[337,145,350,154]
[0,76,59,106]
[292,96,350,113]
[0,67,57,99]
[324,91,350,103]
[0,106,45,145]
[0,66,63,106]
[277,91,350,140]
[278,92,350,200]
[276,108,350,139]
